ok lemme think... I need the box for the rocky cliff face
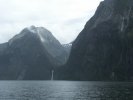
[57,0,133,81]
[0,26,68,80]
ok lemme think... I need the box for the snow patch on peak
[27,25,37,33]
[63,43,72,47]
[37,29,46,42]
[26,26,48,42]
[36,27,54,43]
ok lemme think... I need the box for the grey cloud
[0,0,102,44]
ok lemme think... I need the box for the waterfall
[120,17,124,32]
[51,70,54,80]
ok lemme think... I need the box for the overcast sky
[0,0,102,44]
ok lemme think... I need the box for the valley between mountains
[0,0,133,81]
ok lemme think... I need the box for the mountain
[56,0,133,81]
[0,26,68,80]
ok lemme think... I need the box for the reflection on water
[0,81,132,100]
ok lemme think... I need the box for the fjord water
[0,81,133,100]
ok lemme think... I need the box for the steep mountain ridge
[56,0,133,81]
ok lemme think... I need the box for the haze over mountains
[0,0,133,81]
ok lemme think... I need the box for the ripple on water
[0,81,132,100]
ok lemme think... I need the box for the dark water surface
[0,81,133,100]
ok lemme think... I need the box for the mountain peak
[26,26,53,41]
[27,25,36,33]
[9,25,55,45]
